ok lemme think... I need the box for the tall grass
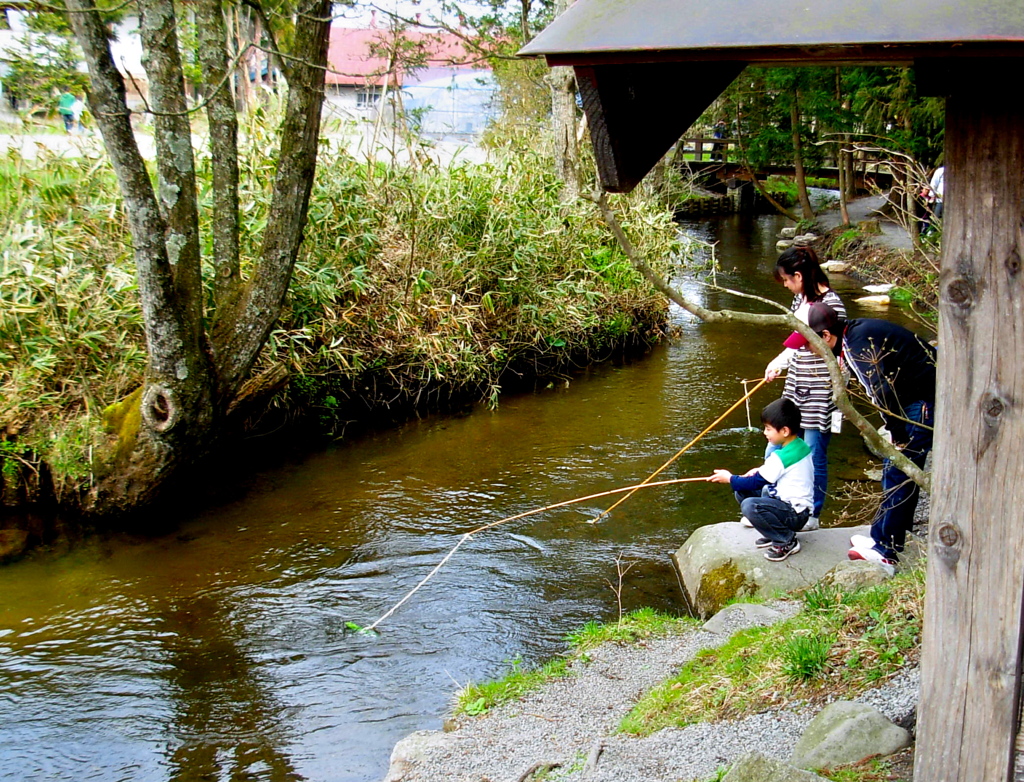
[0,125,680,494]
[275,146,677,424]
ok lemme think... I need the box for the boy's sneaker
[801,516,820,531]
[754,537,774,549]
[848,546,896,576]
[765,539,801,561]
[739,516,753,528]
[850,534,875,550]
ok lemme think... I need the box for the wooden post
[916,63,1024,782]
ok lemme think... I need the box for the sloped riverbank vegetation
[0,132,678,534]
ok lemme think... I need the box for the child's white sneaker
[848,545,896,576]
[739,516,753,528]
[801,516,820,531]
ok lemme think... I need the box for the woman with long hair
[762,245,846,529]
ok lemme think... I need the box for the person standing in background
[921,164,944,236]
[57,91,76,133]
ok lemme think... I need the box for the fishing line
[590,377,768,524]
[363,380,770,632]
[363,476,709,633]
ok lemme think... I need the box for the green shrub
[1,125,682,489]
[781,632,835,681]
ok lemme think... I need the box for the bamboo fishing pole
[364,475,710,633]
[590,377,768,524]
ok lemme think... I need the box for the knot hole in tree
[142,384,178,433]
[944,276,974,310]
[982,393,1006,425]
[1006,249,1022,277]
[934,519,963,567]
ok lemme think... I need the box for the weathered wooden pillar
[916,62,1024,782]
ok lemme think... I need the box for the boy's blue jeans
[872,401,934,560]
[766,428,831,518]
[735,486,809,546]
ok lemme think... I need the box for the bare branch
[588,186,931,492]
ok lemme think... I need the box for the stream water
[0,213,924,782]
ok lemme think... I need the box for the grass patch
[565,606,696,652]
[820,751,912,782]
[453,608,697,717]
[619,564,924,736]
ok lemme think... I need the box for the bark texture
[916,68,1024,782]
[65,0,332,515]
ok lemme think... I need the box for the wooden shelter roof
[519,0,1024,192]
[520,0,1024,66]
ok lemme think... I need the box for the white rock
[863,283,895,293]
[854,294,890,306]
[820,260,849,273]
[383,730,449,782]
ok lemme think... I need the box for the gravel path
[384,601,919,782]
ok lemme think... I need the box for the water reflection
[159,595,302,781]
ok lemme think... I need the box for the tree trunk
[550,64,579,200]
[67,0,216,511]
[790,90,814,219]
[844,134,856,200]
[66,0,332,514]
[548,0,579,201]
[733,101,800,222]
[835,70,850,225]
[837,148,850,225]
[209,0,331,400]
[196,0,241,307]
[915,66,1024,782]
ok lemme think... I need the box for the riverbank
[0,143,680,554]
[813,193,938,319]
[377,196,938,782]
[384,573,922,782]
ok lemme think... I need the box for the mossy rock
[673,522,873,618]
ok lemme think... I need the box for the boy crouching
[707,398,814,562]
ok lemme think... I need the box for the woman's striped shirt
[772,289,847,432]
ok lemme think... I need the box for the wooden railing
[679,136,737,162]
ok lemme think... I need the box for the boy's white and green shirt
[757,437,814,513]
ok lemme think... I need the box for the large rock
[723,751,826,781]
[382,730,448,782]
[673,522,871,618]
[820,560,892,592]
[790,701,911,771]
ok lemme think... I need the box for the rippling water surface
[0,213,922,781]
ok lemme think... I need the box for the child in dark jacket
[708,398,814,562]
